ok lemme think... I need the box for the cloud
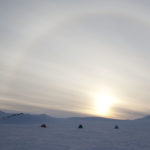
[0,0,150,118]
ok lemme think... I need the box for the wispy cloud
[0,0,150,118]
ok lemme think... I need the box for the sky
[0,0,150,119]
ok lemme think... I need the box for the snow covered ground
[0,119,150,150]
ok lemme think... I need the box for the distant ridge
[0,110,7,116]
[135,115,150,120]
[0,110,56,124]
[0,110,121,124]
[0,110,149,124]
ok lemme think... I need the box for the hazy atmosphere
[0,0,150,119]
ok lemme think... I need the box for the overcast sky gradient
[0,0,150,119]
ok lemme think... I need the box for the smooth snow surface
[0,120,150,150]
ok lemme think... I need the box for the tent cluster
[77,124,119,129]
[40,124,119,129]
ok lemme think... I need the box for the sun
[94,93,114,116]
